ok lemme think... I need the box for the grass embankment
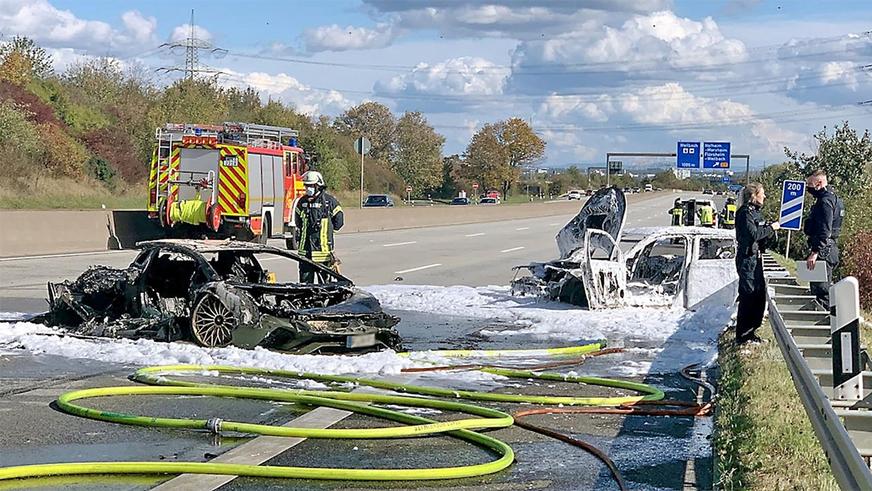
[0,178,145,209]
[715,251,839,490]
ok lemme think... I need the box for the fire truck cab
[147,122,306,249]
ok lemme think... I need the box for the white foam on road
[365,284,733,375]
[0,322,415,375]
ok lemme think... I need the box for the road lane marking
[548,223,559,226]
[500,246,525,253]
[383,241,417,247]
[394,263,442,274]
[465,233,485,237]
[515,227,530,231]
[0,250,130,262]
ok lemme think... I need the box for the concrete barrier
[0,193,665,257]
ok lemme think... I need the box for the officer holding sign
[803,169,845,308]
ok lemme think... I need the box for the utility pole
[157,10,228,79]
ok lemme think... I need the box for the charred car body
[512,188,738,310]
[35,240,401,353]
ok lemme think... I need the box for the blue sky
[2,0,871,169]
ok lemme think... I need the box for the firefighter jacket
[722,203,737,225]
[735,202,775,296]
[697,204,715,226]
[669,206,684,226]
[295,191,344,263]
[803,186,844,254]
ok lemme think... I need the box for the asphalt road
[0,191,699,313]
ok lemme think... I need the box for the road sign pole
[359,152,364,209]
[786,230,792,259]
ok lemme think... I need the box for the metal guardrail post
[764,261,872,490]
[832,277,863,401]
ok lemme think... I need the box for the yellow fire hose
[0,342,665,484]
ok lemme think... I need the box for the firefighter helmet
[302,171,325,187]
[674,198,681,205]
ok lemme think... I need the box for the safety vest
[698,205,714,226]
[724,204,736,225]
[670,206,684,225]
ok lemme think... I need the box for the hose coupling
[206,417,223,434]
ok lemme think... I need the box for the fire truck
[146,122,306,249]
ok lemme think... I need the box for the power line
[156,9,228,80]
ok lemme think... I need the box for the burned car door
[575,229,627,309]
[625,234,690,307]
[684,236,739,310]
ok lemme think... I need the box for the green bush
[85,156,116,186]
[843,231,872,310]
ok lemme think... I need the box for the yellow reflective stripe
[298,212,308,254]
[332,205,343,216]
[320,218,330,255]
[310,251,331,262]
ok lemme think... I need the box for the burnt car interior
[627,237,687,296]
[37,241,401,353]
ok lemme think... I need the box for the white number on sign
[223,156,238,167]
[786,182,802,191]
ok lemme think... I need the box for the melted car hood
[556,187,626,259]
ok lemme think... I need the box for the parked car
[34,240,401,353]
[451,197,471,205]
[511,188,737,310]
[479,197,500,205]
[363,194,395,207]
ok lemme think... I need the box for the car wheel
[191,292,236,347]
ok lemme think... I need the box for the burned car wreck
[34,240,401,353]
[512,188,738,310]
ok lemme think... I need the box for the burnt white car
[512,188,738,310]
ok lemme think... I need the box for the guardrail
[763,254,872,490]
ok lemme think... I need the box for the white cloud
[303,23,396,52]
[0,0,156,55]
[220,70,355,116]
[169,23,213,44]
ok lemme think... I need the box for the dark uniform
[734,201,776,344]
[721,200,737,229]
[294,192,344,283]
[803,186,844,308]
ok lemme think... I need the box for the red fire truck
[146,122,307,249]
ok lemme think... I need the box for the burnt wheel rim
[192,293,235,347]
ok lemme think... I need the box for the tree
[63,58,125,107]
[463,118,545,196]
[784,122,872,199]
[0,36,53,80]
[392,111,444,192]
[464,123,511,193]
[333,102,395,161]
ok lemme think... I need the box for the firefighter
[720,197,737,229]
[696,201,715,227]
[735,183,781,345]
[669,198,684,226]
[803,169,845,308]
[294,171,344,283]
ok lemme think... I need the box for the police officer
[294,171,344,283]
[669,198,684,226]
[721,197,737,229]
[697,201,715,227]
[803,169,844,308]
[735,183,781,345]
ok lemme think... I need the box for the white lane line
[383,241,417,247]
[465,233,485,237]
[394,263,442,274]
[548,223,559,226]
[0,250,129,262]
[500,246,525,253]
[515,227,530,231]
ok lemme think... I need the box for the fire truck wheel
[158,200,170,229]
[258,215,271,245]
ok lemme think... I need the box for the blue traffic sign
[722,175,730,183]
[703,142,731,169]
[779,180,805,230]
[677,141,700,168]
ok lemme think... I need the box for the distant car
[485,190,502,200]
[451,197,470,205]
[363,194,395,207]
[479,197,500,205]
[703,189,714,195]
[567,190,584,200]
